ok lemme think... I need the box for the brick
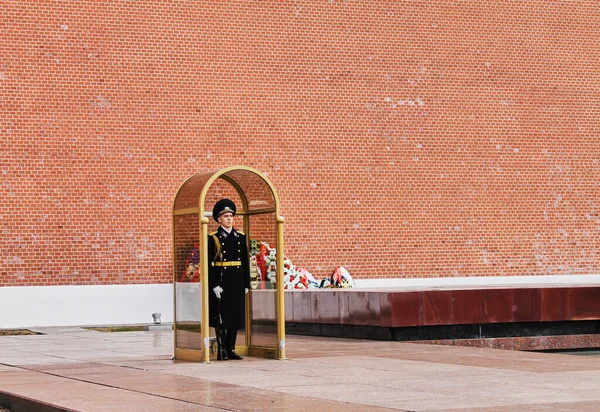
[2,2,600,288]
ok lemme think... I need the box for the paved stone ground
[1,327,600,411]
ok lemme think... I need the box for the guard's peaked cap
[212,199,236,222]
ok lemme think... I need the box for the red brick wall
[2,1,600,286]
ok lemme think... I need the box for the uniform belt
[214,261,241,267]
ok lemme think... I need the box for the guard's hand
[245,288,249,294]
[213,286,223,299]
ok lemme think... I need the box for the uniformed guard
[208,199,249,360]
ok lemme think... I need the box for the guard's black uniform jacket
[208,226,250,329]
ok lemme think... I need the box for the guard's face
[218,212,234,229]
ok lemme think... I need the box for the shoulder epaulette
[237,231,245,235]
[209,231,217,236]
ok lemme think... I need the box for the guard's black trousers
[226,329,237,353]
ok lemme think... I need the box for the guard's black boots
[226,329,243,360]
[228,351,243,360]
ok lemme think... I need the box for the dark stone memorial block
[291,290,311,322]
[285,292,294,322]
[423,290,453,325]
[483,289,515,323]
[314,291,341,324]
[339,291,350,324]
[284,286,600,343]
[570,287,600,320]
[378,292,393,327]
[513,288,542,322]
[300,290,312,322]
[452,289,484,324]
[541,288,570,321]
[310,291,321,323]
[388,291,422,327]
[369,292,383,327]
[348,291,370,326]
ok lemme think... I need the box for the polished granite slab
[416,333,600,351]
[284,286,600,328]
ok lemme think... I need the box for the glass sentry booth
[172,166,285,362]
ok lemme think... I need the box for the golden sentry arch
[172,166,285,362]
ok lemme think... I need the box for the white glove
[213,286,223,299]
[245,288,249,294]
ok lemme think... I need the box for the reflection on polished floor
[1,327,600,411]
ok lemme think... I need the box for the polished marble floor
[1,328,600,411]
